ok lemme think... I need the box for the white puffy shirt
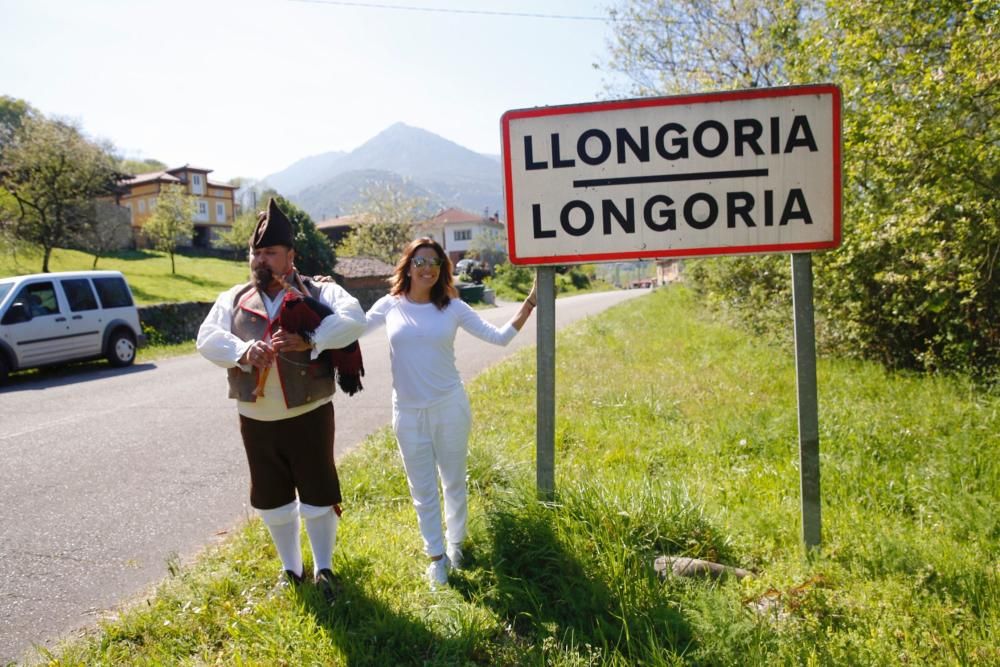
[365,294,518,409]
[197,281,366,421]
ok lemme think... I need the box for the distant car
[454,258,480,276]
[0,270,146,383]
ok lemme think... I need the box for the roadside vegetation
[487,262,613,301]
[35,286,999,665]
[603,0,999,380]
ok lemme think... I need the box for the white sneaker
[446,544,464,571]
[426,556,450,588]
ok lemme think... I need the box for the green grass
[1,246,248,304]
[30,286,1000,665]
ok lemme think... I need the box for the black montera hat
[251,198,294,249]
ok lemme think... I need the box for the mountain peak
[264,123,503,220]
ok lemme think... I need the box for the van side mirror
[1,302,31,325]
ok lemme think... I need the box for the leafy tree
[602,0,1000,378]
[119,157,167,176]
[72,200,133,268]
[819,0,998,375]
[0,96,39,159]
[467,225,508,268]
[336,183,429,265]
[213,209,258,260]
[600,0,814,348]
[0,116,124,272]
[603,0,809,95]
[144,183,194,274]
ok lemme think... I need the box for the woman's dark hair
[389,237,456,310]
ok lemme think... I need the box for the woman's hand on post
[511,278,539,331]
[526,277,538,308]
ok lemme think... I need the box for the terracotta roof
[333,256,396,278]
[427,207,483,224]
[425,207,504,226]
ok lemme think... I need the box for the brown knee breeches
[238,402,341,509]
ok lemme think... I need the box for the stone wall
[138,302,214,344]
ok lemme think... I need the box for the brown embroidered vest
[226,278,335,408]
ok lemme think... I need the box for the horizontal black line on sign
[573,169,769,188]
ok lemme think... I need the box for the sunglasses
[411,256,443,269]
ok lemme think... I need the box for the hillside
[259,150,347,196]
[293,169,438,220]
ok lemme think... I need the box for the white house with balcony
[417,207,506,266]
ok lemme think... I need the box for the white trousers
[392,388,471,557]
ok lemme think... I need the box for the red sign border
[501,84,842,265]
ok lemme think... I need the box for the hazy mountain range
[259,123,504,221]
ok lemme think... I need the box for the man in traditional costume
[197,198,365,603]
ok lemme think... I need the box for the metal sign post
[791,253,821,550]
[535,266,556,500]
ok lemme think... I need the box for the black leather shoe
[315,568,337,605]
[276,569,304,590]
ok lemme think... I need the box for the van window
[15,282,59,317]
[61,278,99,311]
[93,277,134,308]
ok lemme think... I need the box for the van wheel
[106,329,137,367]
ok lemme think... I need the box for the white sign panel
[501,85,841,265]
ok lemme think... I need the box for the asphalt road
[0,288,647,663]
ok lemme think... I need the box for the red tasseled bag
[278,290,365,396]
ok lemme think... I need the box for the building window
[148,197,156,210]
[454,229,472,241]
[137,199,146,214]
[216,202,226,222]
[195,200,209,222]
[124,202,132,222]
[191,173,204,195]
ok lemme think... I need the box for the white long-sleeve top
[197,281,366,420]
[366,294,519,409]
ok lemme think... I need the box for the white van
[0,270,146,382]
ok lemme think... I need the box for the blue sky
[0,0,629,181]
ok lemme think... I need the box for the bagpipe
[253,273,364,397]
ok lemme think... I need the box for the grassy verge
[35,287,999,665]
[1,247,247,304]
[139,341,198,361]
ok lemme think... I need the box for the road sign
[502,84,841,265]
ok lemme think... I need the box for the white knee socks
[300,502,339,574]
[257,500,302,577]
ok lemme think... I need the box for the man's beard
[252,266,273,291]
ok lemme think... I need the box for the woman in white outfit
[366,238,537,587]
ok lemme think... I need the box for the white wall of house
[439,222,502,253]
